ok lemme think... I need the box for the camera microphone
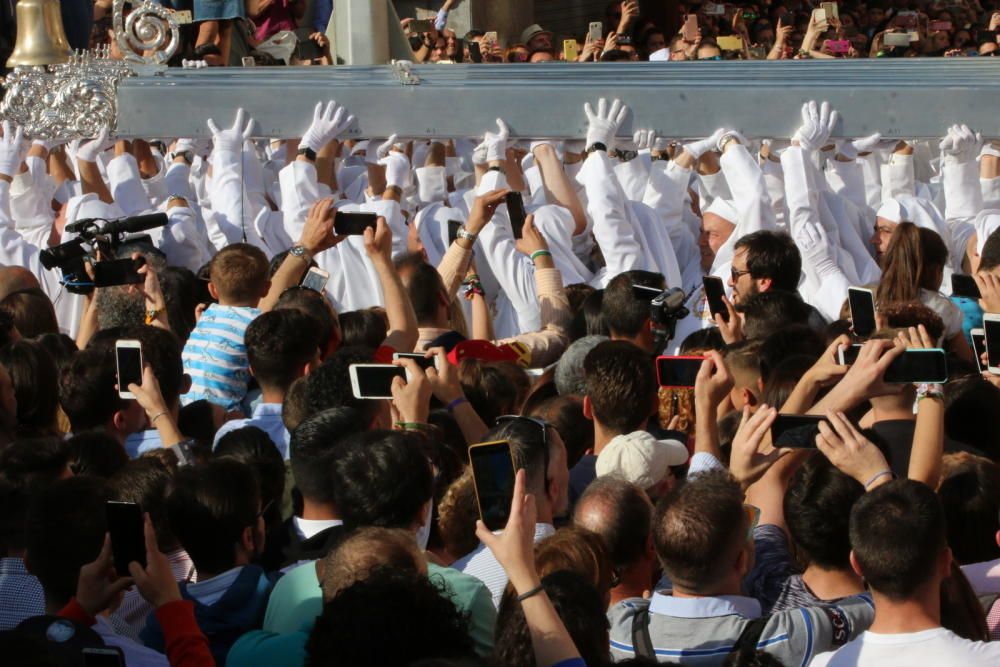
[102,213,168,236]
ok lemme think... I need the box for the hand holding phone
[349,364,409,399]
[703,276,729,323]
[468,40,483,62]
[115,340,143,399]
[334,212,378,236]
[93,256,146,288]
[656,356,705,388]
[563,39,579,61]
[589,22,603,43]
[683,15,699,41]
[814,411,891,487]
[106,501,146,573]
[301,267,330,292]
[505,192,527,239]
[469,441,516,531]
[848,287,877,337]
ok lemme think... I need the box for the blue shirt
[182,304,259,410]
[213,403,290,459]
[0,557,45,631]
[125,429,163,459]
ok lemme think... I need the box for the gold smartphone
[468,440,516,532]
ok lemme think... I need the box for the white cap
[704,198,738,225]
[649,48,671,62]
[596,431,689,491]
[876,198,904,223]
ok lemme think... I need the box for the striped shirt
[0,557,44,631]
[108,549,196,641]
[452,523,555,607]
[182,304,259,410]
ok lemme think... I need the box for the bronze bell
[6,0,74,68]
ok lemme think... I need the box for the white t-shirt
[920,289,964,340]
[810,627,1000,667]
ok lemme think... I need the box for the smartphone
[821,1,839,20]
[656,355,706,388]
[985,314,1000,373]
[393,351,440,371]
[409,19,434,33]
[884,349,948,384]
[106,501,146,574]
[704,2,726,16]
[505,192,527,240]
[771,414,829,449]
[82,648,126,667]
[334,212,377,236]
[683,15,699,41]
[469,440,516,531]
[563,39,579,61]
[93,256,146,288]
[483,31,498,47]
[589,22,603,43]
[929,20,952,31]
[837,343,863,365]
[115,340,143,399]
[884,32,913,47]
[825,39,851,53]
[468,40,482,62]
[301,267,330,292]
[896,10,917,28]
[448,220,463,244]
[848,287,877,338]
[349,363,409,400]
[971,327,987,373]
[951,273,981,300]
[977,30,997,44]
[241,56,256,67]
[717,35,743,51]
[703,276,728,323]
[813,7,829,30]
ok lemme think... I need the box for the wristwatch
[613,149,639,162]
[486,165,506,175]
[288,244,313,263]
[718,135,740,153]
[170,150,193,165]
[297,146,317,161]
[585,142,608,154]
[456,228,477,242]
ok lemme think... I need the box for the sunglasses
[731,266,751,281]
[700,55,722,60]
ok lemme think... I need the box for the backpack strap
[631,605,655,659]
[731,616,771,655]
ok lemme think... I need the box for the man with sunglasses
[454,415,570,607]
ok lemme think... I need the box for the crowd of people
[1,88,1000,667]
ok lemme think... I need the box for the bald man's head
[0,267,40,302]
[573,476,653,571]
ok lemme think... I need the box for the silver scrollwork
[113,0,180,65]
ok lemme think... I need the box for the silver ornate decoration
[113,0,181,65]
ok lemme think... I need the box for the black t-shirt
[870,419,985,478]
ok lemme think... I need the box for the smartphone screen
[469,441,516,532]
[334,212,378,236]
[448,220,463,244]
[350,364,406,399]
[971,328,987,373]
[848,288,877,337]
[589,22,603,43]
[703,276,728,323]
[656,356,705,388]
[468,40,482,62]
[951,273,981,300]
[301,268,329,292]
[884,349,948,384]
[93,257,146,288]
[838,344,863,365]
[115,342,143,397]
[505,192,526,240]
[393,352,437,371]
[985,319,1000,371]
[683,15,698,41]
[106,501,145,574]
[771,414,829,449]
[83,649,126,667]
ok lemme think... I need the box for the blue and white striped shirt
[182,304,259,410]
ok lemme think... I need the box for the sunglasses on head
[495,415,552,491]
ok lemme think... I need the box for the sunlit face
[430,38,447,62]
[530,50,555,63]
[871,217,897,262]
[729,247,759,305]
[699,212,736,270]
[528,33,553,51]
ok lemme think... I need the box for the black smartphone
[848,287,877,338]
[771,414,829,449]
[985,316,1000,373]
[294,28,323,61]
[392,352,439,372]
[838,343,863,365]
[349,364,408,399]
[703,276,728,323]
[93,256,146,288]
[334,212,378,236]
[106,501,146,574]
[448,219,463,244]
[468,40,483,62]
[884,349,948,383]
[656,356,705,388]
[469,440,516,531]
[978,30,997,43]
[951,273,981,300]
[505,192,527,240]
[971,328,987,373]
[115,340,143,399]
[82,648,126,667]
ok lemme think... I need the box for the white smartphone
[589,22,603,43]
[301,267,330,292]
[837,343,863,366]
[971,327,987,373]
[848,287,877,338]
[115,339,143,400]
[349,363,412,400]
[392,352,440,372]
[984,314,1000,374]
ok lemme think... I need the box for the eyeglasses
[744,503,761,541]
[730,266,752,281]
[699,55,722,61]
[496,415,552,491]
[257,498,275,521]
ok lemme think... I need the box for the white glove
[0,121,25,178]
[683,128,726,160]
[482,118,509,163]
[652,136,672,152]
[76,128,114,163]
[836,132,882,161]
[471,141,489,166]
[796,220,838,279]
[633,130,655,151]
[583,98,629,149]
[982,142,1000,159]
[939,124,981,162]
[792,100,840,152]
[207,108,254,155]
[380,151,411,189]
[365,134,400,165]
[300,101,355,153]
[716,130,748,152]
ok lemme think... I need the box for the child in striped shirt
[182,243,270,410]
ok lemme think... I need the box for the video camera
[632,284,690,347]
[40,213,167,295]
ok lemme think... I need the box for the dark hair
[784,453,864,570]
[758,325,825,383]
[275,286,339,356]
[653,470,745,591]
[0,477,28,553]
[979,227,1000,272]
[67,431,129,479]
[937,458,1000,565]
[0,310,18,348]
[0,340,60,437]
[121,325,186,405]
[583,340,656,433]
[290,407,368,504]
[535,526,614,597]
[458,360,530,426]
[111,457,177,552]
[282,377,312,432]
[245,310,320,390]
[178,399,219,454]
[158,266,199,343]
[941,561,991,642]
[878,301,945,343]
[0,437,72,492]
[877,222,949,305]
[0,287,58,338]
[398,257,446,326]
[737,290,812,340]
[338,310,388,349]
[481,417,554,492]
[528,395,591,469]
[495,570,610,667]
[33,332,77,371]
[573,476,652,570]
[734,231,802,292]
[568,288,608,342]
[209,243,269,303]
[305,346,378,424]
[680,327,725,354]
[24,477,109,606]
[944,376,1000,461]
[850,479,947,599]
[330,430,434,531]
[305,566,475,666]
[762,355,819,411]
[318,527,425,602]
[601,270,665,338]
[165,458,261,575]
[214,426,286,528]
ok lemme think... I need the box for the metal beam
[114,61,1000,140]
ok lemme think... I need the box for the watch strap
[456,228,477,242]
[297,146,317,161]
[586,142,608,154]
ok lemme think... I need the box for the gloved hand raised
[207,108,254,155]
[480,119,510,163]
[0,121,26,178]
[683,128,726,160]
[836,133,882,161]
[76,128,114,164]
[300,101,355,153]
[583,98,629,150]
[939,124,981,163]
[793,100,840,152]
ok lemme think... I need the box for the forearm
[76,294,100,350]
[259,254,311,312]
[437,242,474,297]
[470,293,492,341]
[693,398,723,459]
[78,160,113,204]
[375,257,418,352]
[534,146,586,234]
[909,394,944,487]
[780,373,823,414]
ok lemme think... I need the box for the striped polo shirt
[182,304,259,410]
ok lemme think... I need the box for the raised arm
[365,217,418,352]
